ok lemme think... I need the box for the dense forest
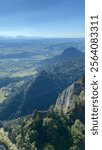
[0,76,85,150]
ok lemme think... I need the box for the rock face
[54,77,85,113]
[0,128,18,150]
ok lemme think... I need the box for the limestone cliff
[54,76,85,114]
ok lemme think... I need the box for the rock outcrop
[0,128,18,150]
[54,76,85,114]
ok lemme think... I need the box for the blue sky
[0,0,85,37]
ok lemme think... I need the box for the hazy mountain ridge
[38,47,84,68]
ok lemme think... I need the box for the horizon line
[0,35,85,39]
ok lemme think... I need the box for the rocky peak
[54,76,85,113]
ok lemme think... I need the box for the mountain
[0,47,84,120]
[55,76,85,123]
[39,47,84,67]
[60,47,83,59]
[2,76,85,150]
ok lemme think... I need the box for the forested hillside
[0,47,84,120]
[2,76,85,150]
